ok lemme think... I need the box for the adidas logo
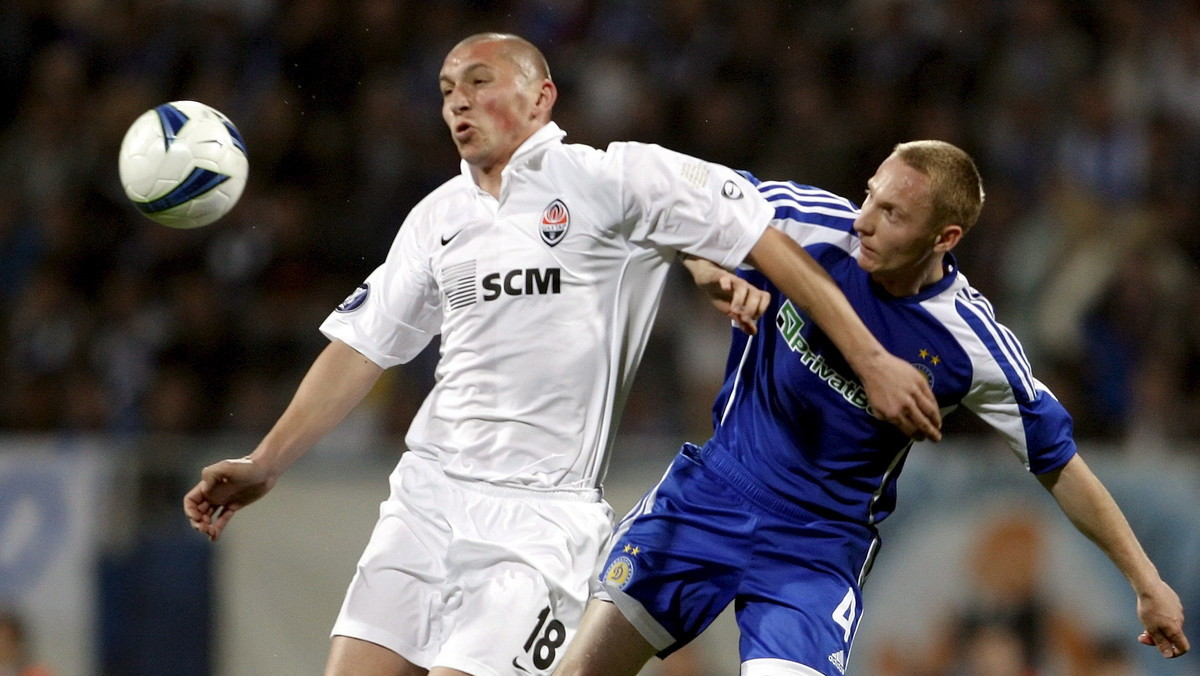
[827,650,846,674]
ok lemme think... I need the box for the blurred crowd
[3,0,1200,449]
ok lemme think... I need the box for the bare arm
[183,339,385,540]
[1037,454,1189,658]
[743,226,942,441]
[681,255,771,334]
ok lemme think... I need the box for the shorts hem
[603,587,676,652]
[741,657,828,676]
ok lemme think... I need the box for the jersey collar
[509,121,566,167]
[866,252,961,303]
[457,122,567,190]
[913,252,960,302]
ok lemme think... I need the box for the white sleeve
[613,142,771,269]
[319,212,441,368]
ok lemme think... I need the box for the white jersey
[320,123,770,491]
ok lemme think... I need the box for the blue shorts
[599,444,877,675]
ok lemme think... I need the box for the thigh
[599,450,756,656]
[435,484,614,675]
[326,635,428,676]
[438,559,577,675]
[335,456,613,676]
[554,600,658,676]
[737,519,871,676]
[331,456,456,667]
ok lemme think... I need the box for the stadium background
[2,1,1199,674]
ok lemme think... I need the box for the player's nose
[446,89,470,113]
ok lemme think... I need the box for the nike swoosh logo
[441,230,463,245]
[512,658,529,673]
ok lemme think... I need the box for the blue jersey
[707,176,1077,528]
[597,178,1080,669]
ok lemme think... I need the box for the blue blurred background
[2,1,1199,674]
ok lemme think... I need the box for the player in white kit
[182,34,942,676]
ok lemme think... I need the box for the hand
[183,457,275,541]
[1135,580,1190,658]
[858,351,942,441]
[684,256,771,334]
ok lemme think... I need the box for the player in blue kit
[554,140,1189,676]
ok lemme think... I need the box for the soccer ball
[118,100,249,229]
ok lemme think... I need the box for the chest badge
[915,349,939,388]
[539,199,569,247]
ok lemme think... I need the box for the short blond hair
[893,140,984,235]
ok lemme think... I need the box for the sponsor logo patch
[776,300,873,414]
[721,179,743,199]
[335,283,369,313]
[481,267,561,301]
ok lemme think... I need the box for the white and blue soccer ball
[118,100,249,229]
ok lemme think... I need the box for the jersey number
[522,605,566,670]
[832,587,857,642]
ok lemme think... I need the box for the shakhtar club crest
[539,199,569,247]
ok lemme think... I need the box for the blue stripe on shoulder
[757,181,859,234]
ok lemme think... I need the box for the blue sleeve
[953,291,1077,474]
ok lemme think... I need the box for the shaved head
[452,33,552,85]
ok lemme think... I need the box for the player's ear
[934,224,963,252]
[535,79,557,117]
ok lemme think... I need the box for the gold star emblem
[919,349,929,360]
[931,355,941,365]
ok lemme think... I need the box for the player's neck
[468,126,543,199]
[470,164,505,199]
[873,258,945,297]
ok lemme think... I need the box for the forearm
[250,339,384,477]
[744,226,886,370]
[1037,454,1161,592]
[680,253,714,283]
[742,226,941,439]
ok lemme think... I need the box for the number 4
[832,587,856,642]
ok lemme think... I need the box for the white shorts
[331,452,615,676]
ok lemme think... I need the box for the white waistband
[444,471,602,503]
